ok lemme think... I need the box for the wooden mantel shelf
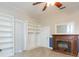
[53,34,79,36]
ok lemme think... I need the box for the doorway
[14,19,27,53]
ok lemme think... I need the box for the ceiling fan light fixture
[46,0,56,6]
[50,2,56,6]
[47,2,51,7]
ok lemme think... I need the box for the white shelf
[28,28,36,31]
[28,25,40,28]
[28,32,34,34]
[0,25,13,28]
[0,38,12,40]
[0,36,13,38]
[0,21,12,25]
[0,31,12,33]
[0,40,13,43]
[0,26,12,30]
[0,35,12,37]
[0,43,13,49]
[0,17,12,22]
[29,29,40,31]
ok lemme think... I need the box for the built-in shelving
[0,15,14,57]
[28,22,41,34]
[28,20,41,49]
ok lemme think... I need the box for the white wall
[0,7,38,23]
[39,10,79,34]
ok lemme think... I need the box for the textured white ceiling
[0,2,79,19]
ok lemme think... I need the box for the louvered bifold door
[0,15,14,57]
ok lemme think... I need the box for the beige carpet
[14,47,79,57]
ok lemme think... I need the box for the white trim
[12,16,15,56]
[24,20,28,50]
[14,18,28,53]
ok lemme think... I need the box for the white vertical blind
[0,14,14,57]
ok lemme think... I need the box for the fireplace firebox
[52,34,78,56]
[57,41,71,52]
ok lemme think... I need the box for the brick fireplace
[52,34,78,56]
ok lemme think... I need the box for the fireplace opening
[57,41,71,52]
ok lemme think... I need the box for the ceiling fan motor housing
[54,2,63,8]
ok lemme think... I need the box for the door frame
[14,18,28,53]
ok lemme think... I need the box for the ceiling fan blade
[54,2,66,9]
[42,3,47,11]
[33,2,43,5]
[60,6,66,9]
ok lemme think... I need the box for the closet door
[14,19,26,53]
[0,14,14,56]
[38,27,50,48]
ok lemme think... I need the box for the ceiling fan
[32,2,66,11]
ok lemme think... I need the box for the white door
[14,19,26,53]
[38,27,50,48]
[28,33,36,49]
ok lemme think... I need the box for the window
[55,23,74,34]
